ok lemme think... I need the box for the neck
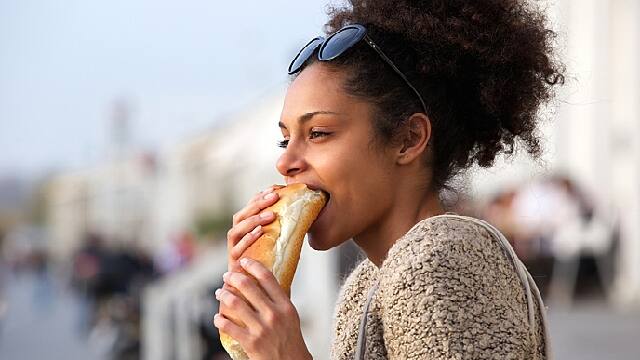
[353,186,445,268]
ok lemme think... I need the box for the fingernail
[264,192,277,200]
[251,225,262,235]
[222,272,230,281]
[240,258,250,267]
[260,211,273,219]
[215,288,222,297]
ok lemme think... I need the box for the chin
[307,233,333,251]
[307,225,349,251]
[306,196,345,250]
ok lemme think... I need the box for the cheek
[316,146,393,216]
[306,139,395,247]
[311,151,353,183]
[316,137,391,193]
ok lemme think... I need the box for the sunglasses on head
[287,23,428,115]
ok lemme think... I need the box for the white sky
[0,0,331,177]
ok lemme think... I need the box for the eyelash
[277,131,330,149]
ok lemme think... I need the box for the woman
[213,0,564,359]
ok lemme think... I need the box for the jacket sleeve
[377,218,536,360]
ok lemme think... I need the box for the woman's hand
[214,258,312,360]
[226,185,282,273]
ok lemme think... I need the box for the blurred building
[46,153,157,261]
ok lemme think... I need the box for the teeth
[307,185,329,200]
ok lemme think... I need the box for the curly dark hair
[291,0,565,196]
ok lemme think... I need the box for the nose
[276,144,307,178]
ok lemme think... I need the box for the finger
[269,184,285,192]
[229,225,263,260]
[231,187,279,226]
[218,284,249,318]
[255,185,284,202]
[241,189,274,217]
[213,312,249,342]
[223,271,273,313]
[239,258,288,303]
[222,281,241,297]
[227,211,274,249]
[232,191,280,226]
[228,213,275,258]
[215,288,261,329]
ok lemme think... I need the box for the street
[0,272,639,359]
[0,272,99,360]
[548,303,640,359]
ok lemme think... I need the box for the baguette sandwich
[220,183,328,360]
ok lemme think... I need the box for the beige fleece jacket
[330,213,549,360]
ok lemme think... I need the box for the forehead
[281,63,358,121]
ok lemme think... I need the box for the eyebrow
[278,111,341,129]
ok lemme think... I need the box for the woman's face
[277,63,399,251]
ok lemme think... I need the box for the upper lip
[290,181,330,200]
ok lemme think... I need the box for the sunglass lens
[288,37,324,74]
[319,27,364,60]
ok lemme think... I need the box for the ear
[396,113,432,165]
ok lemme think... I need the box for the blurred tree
[193,211,233,243]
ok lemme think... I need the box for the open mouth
[305,184,330,201]
[320,190,330,202]
[304,184,330,219]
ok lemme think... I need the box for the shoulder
[381,214,501,272]
[378,214,505,302]
[377,214,535,358]
[378,213,518,294]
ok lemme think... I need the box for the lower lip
[312,199,329,228]
[320,198,331,217]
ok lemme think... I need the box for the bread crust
[220,183,328,360]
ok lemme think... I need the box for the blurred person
[482,189,520,242]
[482,176,583,296]
[124,247,156,299]
[214,1,564,359]
[545,175,617,305]
[176,231,196,266]
[550,174,595,223]
[72,232,107,333]
[29,249,54,314]
[92,245,156,359]
[154,230,196,275]
[73,233,156,358]
[0,232,6,342]
[509,176,582,260]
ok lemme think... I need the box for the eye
[309,130,330,140]
[277,131,330,148]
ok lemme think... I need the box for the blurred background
[1,0,639,359]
